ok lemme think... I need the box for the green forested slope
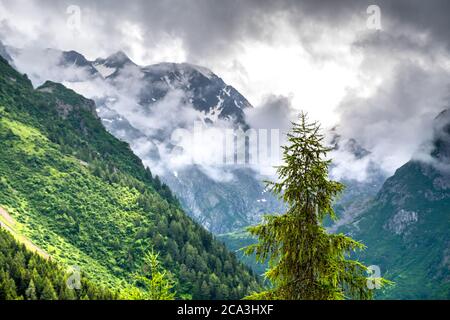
[342,161,450,299]
[218,231,267,277]
[0,56,260,299]
[0,229,118,300]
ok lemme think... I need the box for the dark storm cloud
[31,0,285,61]
[2,0,450,177]
[336,28,450,173]
[245,94,296,131]
[379,0,450,50]
[2,0,450,61]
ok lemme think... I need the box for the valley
[1,38,449,300]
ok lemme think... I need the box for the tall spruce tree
[245,113,387,300]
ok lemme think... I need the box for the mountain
[339,109,450,299]
[92,52,281,233]
[327,133,388,231]
[59,50,99,76]
[0,55,260,299]
[163,167,284,233]
[134,62,251,124]
[9,47,283,234]
[61,50,251,125]
[80,50,252,124]
[7,46,385,235]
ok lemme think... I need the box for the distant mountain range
[62,48,252,124]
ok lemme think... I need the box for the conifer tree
[40,278,58,300]
[140,250,176,300]
[0,271,18,300]
[59,284,77,300]
[200,280,210,299]
[25,279,37,300]
[121,250,176,300]
[245,113,388,300]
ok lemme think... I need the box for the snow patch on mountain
[93,63,116,78]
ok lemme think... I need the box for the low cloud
[330,30,450,178]
[3,0,450,183]
[245,94,297,132]
[8,46,250,182]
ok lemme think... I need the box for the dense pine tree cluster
[0,229,117,300]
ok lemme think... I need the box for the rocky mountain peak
[103,51,134,66]
[431,108,450,161]
[91,51,136,78]
[37,81,98,119]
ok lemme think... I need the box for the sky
[1,0,450,177]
